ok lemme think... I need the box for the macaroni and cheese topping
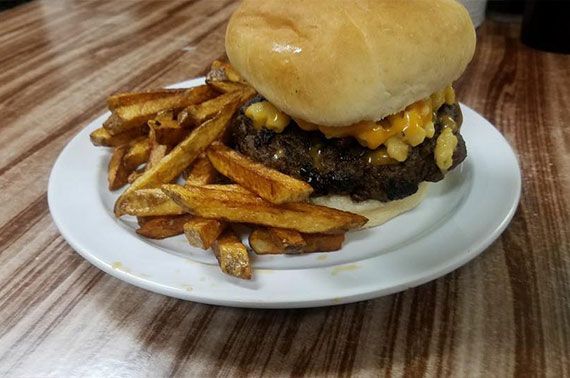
[245,101,291,132]
[435,127,459,171]
[245,86,457,163]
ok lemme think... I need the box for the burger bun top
[225,0,476,127]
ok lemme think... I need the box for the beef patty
[232,98,467,202]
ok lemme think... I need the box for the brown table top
[1,1,569,376]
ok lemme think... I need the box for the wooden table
[1,1,568,376]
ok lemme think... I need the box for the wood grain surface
[0,1,568,376]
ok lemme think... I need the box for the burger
[224,0,476,227]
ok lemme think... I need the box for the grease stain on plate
[111,261,131,273]
[317,255,328,261]
[331,264,359,276]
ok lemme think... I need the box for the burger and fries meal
[90,0,476,280]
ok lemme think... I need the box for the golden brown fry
[185,154,219,186]
[104,85,217,135]
[148,110,189,145]
[145,127,169,171]
[248,227,305,255]
[249,228,288,255]
[184,218,226,249]
[90,125,147,147]
[123,138,151,170]
[250,228,344,255]
[128,169,144,184]
[201,184,251,193]
[153,125,188,146]
[212,230,252,280]
[207,142,313,204]
[302,233,345,253]
[137,216,160,226]
[115,188,185,216]
[135,214,194,239]
[107,88,188,110]
[269,228,306,249]
[176,108,191,127]
[102,113,124,135]
[207,81,250,94]
[206,60,245,83]
[180,89,254,127]
[114,101,239,217]
[108,145,131,191]
[146,144,169,171]
[117,185,250,217]
[161,184,368,233]
[179,91,239,127]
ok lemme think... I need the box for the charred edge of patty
[232,96,467,202]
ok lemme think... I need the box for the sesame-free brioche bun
[311,183,430,228]
[225,0,476,127]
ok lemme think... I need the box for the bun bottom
[310,183,429,228]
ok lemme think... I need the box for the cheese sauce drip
[245,101,290,132]
[245,86,456,163]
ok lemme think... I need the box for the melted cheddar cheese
[294,86,455,150]
[245,86,456,162]
[245,101,291,132]
[435,127,458,171]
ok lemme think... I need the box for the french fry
[250,228,344,255]
[161,184,368,233]
[269,228,306,249]
[128,169,144,184]
[248,228,284,255]
[246,227,308,254]
[302,233,345,253]
[212,230,252,280]
[180,89,254,127]
[108,145,130,191]
[137,216,161,226]
[115,188,185,216]
[206,60,245,84]
[107,88,189,110]
[102,113,124,135]
[153,124,188,146]
[185,154,219,186]
[178,91,239,127]
[202,184,251,193]
[207,142,313,204]
[149,110,189,145]
[123,138,151,170]
[114,101,239,216]
[184,218,226,249]
[146,129,169,171]
[90,125,147,147]
[136,214,194,239]
[207,81,250,94]
[116,185,250,217]
[248,227,306,255]
[104,85,218,135]
[176,108,192,128]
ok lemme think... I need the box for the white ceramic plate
[48,78,521,308]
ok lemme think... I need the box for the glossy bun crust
[226,0,475,127]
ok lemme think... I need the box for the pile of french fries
[90,61,368,280]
